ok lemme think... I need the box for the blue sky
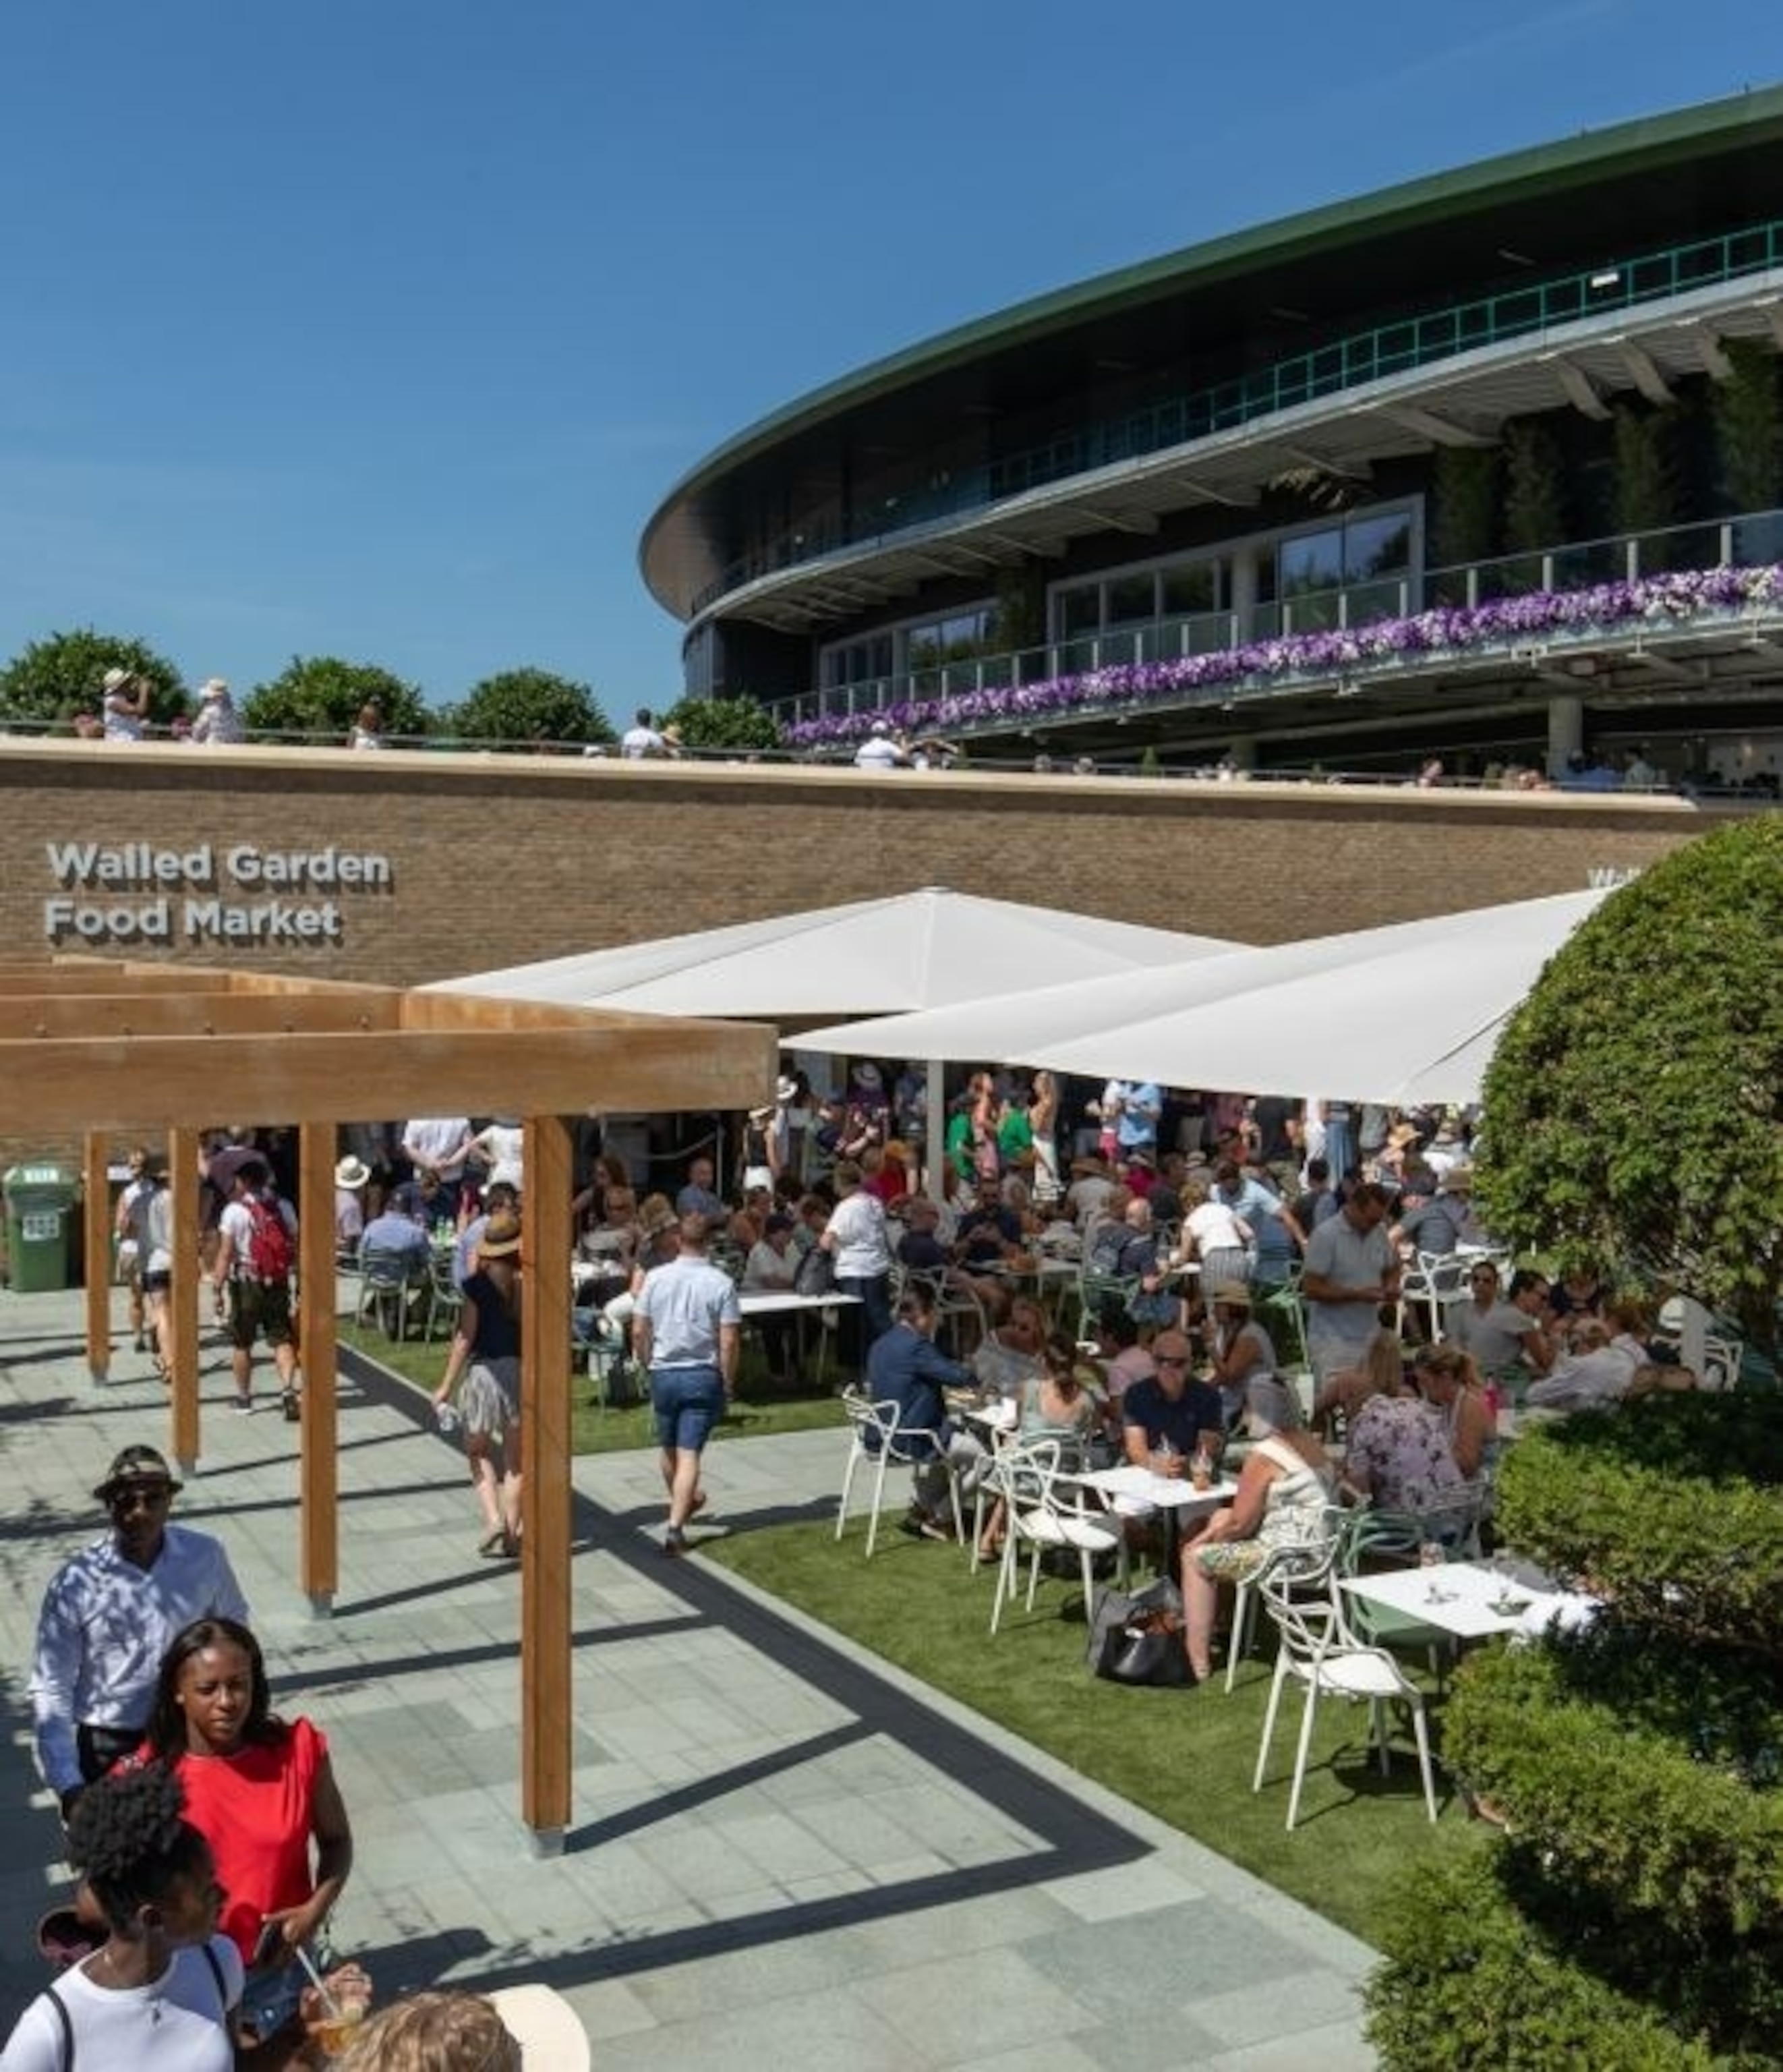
[0,3,1772,724]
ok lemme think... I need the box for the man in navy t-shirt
[1121,1327,1223,1467]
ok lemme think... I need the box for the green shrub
[1444,1645,1783,1934]
[1496,1406,1783,1649]
[1367,1854,1725,2069]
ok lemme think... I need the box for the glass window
[1106,574,1157,627]
[1278,527,1343,599]
[1161,562,1220,616]
[1056,585,1101,639]
[1345,512,1412,583]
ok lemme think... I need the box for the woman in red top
[142,1616,353,2051]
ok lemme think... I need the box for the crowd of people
[12,1440,576,2066]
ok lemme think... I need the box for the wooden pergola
[0,958,775,1850]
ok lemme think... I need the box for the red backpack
[242,1192,296,1284]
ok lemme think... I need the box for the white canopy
[428,886,1233,1018]
[431,887,1241,1190]
[802,888,1611,1107]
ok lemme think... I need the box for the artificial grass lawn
[703,1518,1490,1947]
[340,1315,849,1456]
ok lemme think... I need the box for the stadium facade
[641,88,1783,785]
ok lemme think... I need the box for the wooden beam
[297,1121,339,1614]
[0,994,401,1040]
[399,994,686,1034]
[0,967,203,996]
[5,1023,778,1131]
[84,1134,112,1382]
[167,1128,202,1476]
[520,1113,573,1849]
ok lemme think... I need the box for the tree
[657,693,784,753]
[0,629,185,730]
[445,668,614,751]
[1501,418,1568,557]
[1610,403,1680,558]
[243,658,430,745]
[1712,339,1783,516]
[1476,818,1783,1358]
[1367,1399,1783,2067]
[1428,446,1500,591]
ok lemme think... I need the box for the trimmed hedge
[1366,1853,1727,2070]
[1496,1401,1783,1652]
[1444,1645,1783,1934]
[1368,1400,1783,2065]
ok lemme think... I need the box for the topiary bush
[1368,1402,1783,2067]
[1478,817,1783,1360]
[1368,1852,1728,2070]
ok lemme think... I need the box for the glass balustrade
[770,510,1783,729]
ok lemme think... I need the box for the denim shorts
[651,1365,726,1451]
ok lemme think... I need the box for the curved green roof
[641,83,1783,608]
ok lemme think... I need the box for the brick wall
[0,739,1730,989]
[0,741,1743,1177]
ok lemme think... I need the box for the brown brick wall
[0,739,1734,989]
[0,741,1747,1177]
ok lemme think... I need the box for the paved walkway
[0,1289,1375,2067]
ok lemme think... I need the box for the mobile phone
[251,1919,285,1967]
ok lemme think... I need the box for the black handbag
[794,1244,836,1298]
[1086,1576,1191,1686]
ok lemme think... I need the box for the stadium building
[640,87,1783,786]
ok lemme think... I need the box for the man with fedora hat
[29,1445,247,1818]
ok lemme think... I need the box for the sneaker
[917,1517,954,1543]
[662,1527,686,1557]
[233,1396,254,1415]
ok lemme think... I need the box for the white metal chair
[834,1389,965,1559]
[1333,1504,1456,1685]
[1252,1565,1438,1830]
[1223,1504,1344,1692]
[1400,1250,1467,1342]
[356,1242,435,1341]
[988,1438,1128,1634]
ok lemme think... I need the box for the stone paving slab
[0,1289,1376,2065]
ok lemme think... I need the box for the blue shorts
[651,1365,726,1452]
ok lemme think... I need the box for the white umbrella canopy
[805,888,1610,1109]
[427,887,1230,1017]
[429,888,1241,1192]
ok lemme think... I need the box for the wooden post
[167,1127,202,1476]
[297,1122,339,1615]
[84,1133,112,1383]
[520,1113,573,1850]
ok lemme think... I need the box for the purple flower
[784,563,1783,749]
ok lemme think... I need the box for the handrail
[772,509,1783,729]
[689,217,1783,615]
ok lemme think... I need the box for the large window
[1275,506,1415,627]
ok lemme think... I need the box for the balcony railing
[771,509,1783,733]
[692,217,1783,616]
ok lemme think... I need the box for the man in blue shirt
[863,1284,980,1540]
[1121,1328,1225,1466]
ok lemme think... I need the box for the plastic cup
[312,1976,373,2059]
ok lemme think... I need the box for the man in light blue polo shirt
[634,1214,741,1555]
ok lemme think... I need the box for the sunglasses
[110,1483,173,1509]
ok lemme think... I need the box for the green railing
[693,217,1783,615]
[774,509,1783,729]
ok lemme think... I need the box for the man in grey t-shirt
[635,1215,741,1554]
[1301,1182,1399,1382]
